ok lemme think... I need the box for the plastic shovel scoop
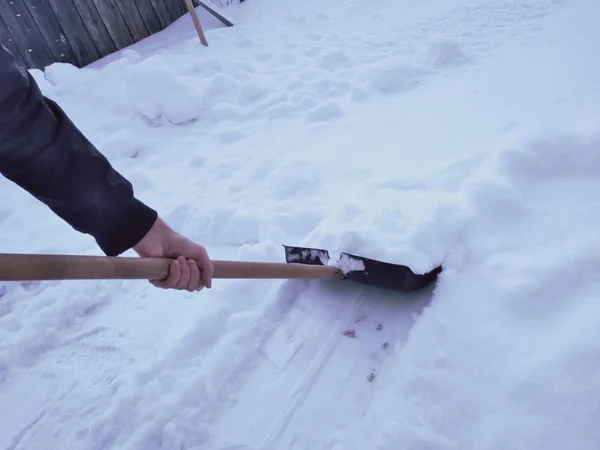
[0,248,441,293]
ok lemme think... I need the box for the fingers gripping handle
[0,253,345,281]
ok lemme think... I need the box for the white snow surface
[2,0,600,448]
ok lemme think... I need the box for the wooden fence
[0,0,190,70]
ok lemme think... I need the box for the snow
[1,0,600,448]
[335,253,365,274]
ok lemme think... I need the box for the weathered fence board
[0,2,36,68]
[2,0,62,68]
[19,0,67,65]
[71,0,119,57]
[89,0,136,50]
[46,0,103,66]
[0,0,191,70]
[131,1,165,36]
[148,0,176,29]
[163,0,187,28]
[111,0,150,42]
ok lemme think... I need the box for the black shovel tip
[283,245,442,293]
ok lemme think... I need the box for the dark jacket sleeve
[0,44,157,256]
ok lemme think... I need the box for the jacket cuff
[94,197,158,257]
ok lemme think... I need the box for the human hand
[132,217,214,291]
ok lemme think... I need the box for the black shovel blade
[283,245,442,292]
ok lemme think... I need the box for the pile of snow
[1,0,600,448]
[125,54,206,126]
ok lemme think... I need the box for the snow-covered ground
[2,0,600,448]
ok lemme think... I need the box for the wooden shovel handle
[0,253,344,282]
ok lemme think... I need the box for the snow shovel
[0,248,441,292]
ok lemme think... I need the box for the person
[0,44,213,292]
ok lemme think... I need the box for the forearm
[0,45,157,256]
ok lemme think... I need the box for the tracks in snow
[210,281,435,450]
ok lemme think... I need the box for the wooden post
[184,0,208,46]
